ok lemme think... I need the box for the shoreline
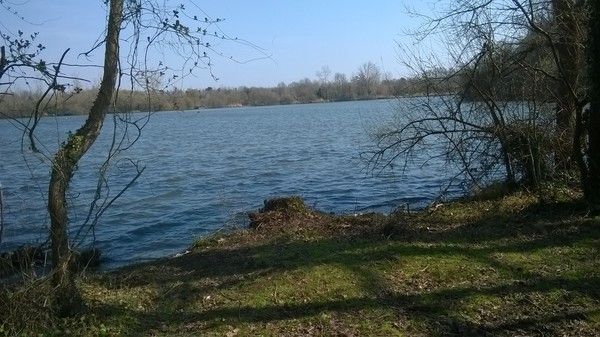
[0,95,426,119]
[3,190,599,336]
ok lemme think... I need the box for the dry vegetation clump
[248,196,387,239]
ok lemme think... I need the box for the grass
[1,191,599,336]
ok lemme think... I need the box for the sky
[1,0,443,89]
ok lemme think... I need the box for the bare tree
[550,0,586,169]
[353,61,381,98]
[47,0,123,314]
[332,72,354,101]
[316,65,332,100]
[316,65,332,84]
[369,0,589,194]
[1,0,265,315]
[582,0,600,211]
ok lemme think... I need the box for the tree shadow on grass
[95,273,599,336]
[92,202,600,336]
[391,197,595,248]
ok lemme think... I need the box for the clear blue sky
[2,0,442,89]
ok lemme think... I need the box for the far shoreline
[0,94,441,120]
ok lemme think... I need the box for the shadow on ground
[89,197,600,336]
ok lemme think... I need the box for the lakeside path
[3,191,599,336]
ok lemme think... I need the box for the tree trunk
[586,0,600,211]
[552,0,583,169]
[48,0,123,316]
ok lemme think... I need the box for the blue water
[0,99,462,268]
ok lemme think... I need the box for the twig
[28,48,70,153]
[0,181,4,245]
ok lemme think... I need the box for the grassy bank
[2,191,599,336]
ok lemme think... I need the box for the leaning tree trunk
[552,0,583,170]
[586,0,600,211]
[48,0,123,316]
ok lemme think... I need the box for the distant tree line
[0,61,451,118]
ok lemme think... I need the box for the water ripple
[0,99,464,268]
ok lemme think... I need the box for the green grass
[2,191,599,336]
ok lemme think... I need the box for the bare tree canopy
[369,0,593,201]
[353,61,382,98]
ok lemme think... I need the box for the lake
[0,99,462,268]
